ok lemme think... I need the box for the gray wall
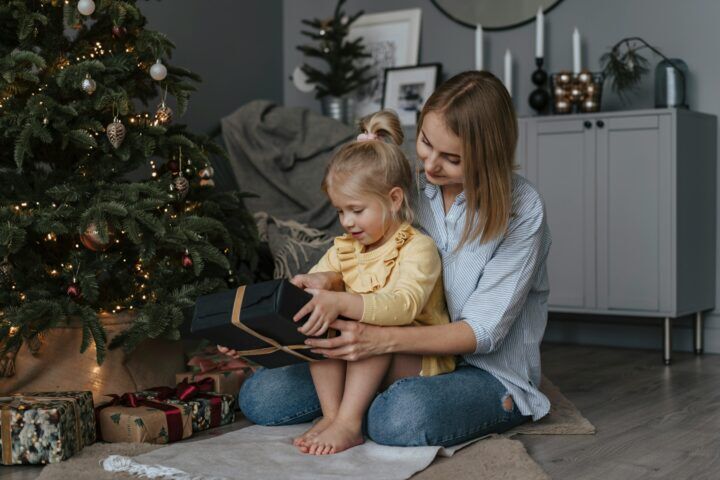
[141,0,283,134]
[284,0,720,354]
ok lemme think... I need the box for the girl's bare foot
[304,418,365,455]
[293,416,334,448]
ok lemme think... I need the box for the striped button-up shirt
[414,173,551,420]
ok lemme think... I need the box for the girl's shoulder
[510,174,546,220]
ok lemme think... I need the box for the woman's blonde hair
[418,70,517,247]
[322,110,414,224]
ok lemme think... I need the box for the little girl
[290,110,455,455]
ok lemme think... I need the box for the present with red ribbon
[137,378,235,433]
[95,391,193,444]
[175,355,254,397]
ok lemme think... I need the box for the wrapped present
[95,393,193,444]
[139,378,235,433]
[176,356,253,397]
[0,391,94,465]
[191,279,331,368]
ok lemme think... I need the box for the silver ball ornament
[150,59,168,81]
[77,0,95,15]
[81,74,96,95]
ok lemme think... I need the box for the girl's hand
[293,289,342,337]
[217,344,243,360]
[291,272,344,292]
[304,319,386,361]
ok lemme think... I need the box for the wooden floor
[519,344,720,479]
[2,343,719,479]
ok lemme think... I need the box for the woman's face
[416,112,464,189]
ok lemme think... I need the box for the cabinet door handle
[596,120,605,128]
[584,120,592,129]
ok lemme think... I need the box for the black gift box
[191,279,326,368]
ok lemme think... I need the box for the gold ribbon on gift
[0,394,83,465]
[230,285,316,362]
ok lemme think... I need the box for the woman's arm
[304,318,477,360]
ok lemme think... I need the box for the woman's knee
[366,378,436,446]
[239,364,321,426]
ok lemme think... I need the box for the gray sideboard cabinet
[517,109,717,364]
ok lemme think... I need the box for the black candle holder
[528,57,550,115]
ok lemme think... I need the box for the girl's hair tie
[357,132,378,142]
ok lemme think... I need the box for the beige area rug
[36,377,593,480]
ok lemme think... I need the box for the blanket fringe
[101,455,224,480]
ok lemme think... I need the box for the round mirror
[431,0,564,30]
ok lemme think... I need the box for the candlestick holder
[528,57,550,115]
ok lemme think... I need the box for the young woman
[222,70,551,447]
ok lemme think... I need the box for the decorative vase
[320,95,356,125]
[0,312,186,403]
[655,58,688,108]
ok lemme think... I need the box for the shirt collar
[419,172,466,205]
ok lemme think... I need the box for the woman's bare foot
[304,418,365,455]
[292,416,334,448]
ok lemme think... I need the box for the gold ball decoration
[153,102,173,126]
[577,69,593,84]
[556,71,572,86]
[554,96,572,114]
[79,223,114,252]
[106,117,126,149]
[569,86,584,102]
[581,98,600,113]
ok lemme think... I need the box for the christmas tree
[0,0,260,374]
[297,0,374,99]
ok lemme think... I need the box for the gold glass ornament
[554,96,571,114]
[106,116,126,149]
[153,103,173,126]
[173,176,190,200]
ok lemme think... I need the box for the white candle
[475,24,483,70]
[504,49,512,96]
[572,27,581,74]
[535,7,544,59]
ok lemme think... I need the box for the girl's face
[327,185,401,251]
[416,111,464,190]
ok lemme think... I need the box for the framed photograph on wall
[381,63,442,126]
[348,8,422,119]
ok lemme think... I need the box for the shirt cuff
[360,293,375,323]
[464,319,493,354]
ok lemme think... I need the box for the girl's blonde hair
[322,110,413,224]
[418,70,517,247]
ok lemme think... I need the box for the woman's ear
[388,186,404,214]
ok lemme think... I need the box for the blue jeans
[239,362,530,447]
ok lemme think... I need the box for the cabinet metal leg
[695,311,704,355]
[663,317,672,365]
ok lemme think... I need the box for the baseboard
[544,312,720,354]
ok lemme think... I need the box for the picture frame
[381,63,442,126]
[348,8,422,119]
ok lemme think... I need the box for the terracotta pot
[0,312,186,404]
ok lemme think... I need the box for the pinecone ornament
[173,175,190,200]
[106,117,126,149]
[0,258,12,287]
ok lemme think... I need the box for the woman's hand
[217,344,242,360]
[293,289,343,337]
[304,319,388,361]
[291,272,344,292]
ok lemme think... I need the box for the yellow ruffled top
[309,223,455,377]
